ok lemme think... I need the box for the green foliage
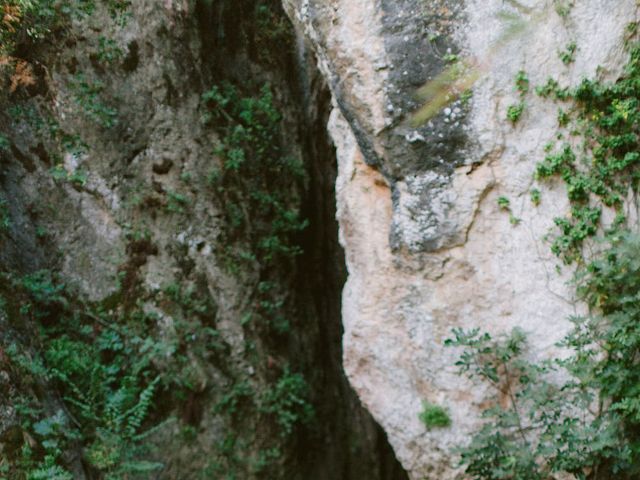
[497,196,510,210]
[209,368,313,477]
[69,74,118,128]
[446,326,624,480]
[507,70,529,124]
[95,36,124,65]
[535,78,570,100]
[215,381,254,416]
[444,53,459,64]
[202,82,306,333]
[446,264,640,479]
[165,190,187,214]
[448,32,640,480]
[530,188,541,206]
[419,402,451,429]
[554,0,574,19]
[559,41,577,65]
[3,271,167,479]
[460,88,474,105]
[259,369,314,437]
[557,108,570,126]
[514,70,529,96]
[532,40,640,262]
[21,269,66,315]
[506,102,525,123]
[255,2,292,43]
[202,82,306,264]
[0,134,10,151]
[250,447,282,474]
[496,196,520,225]
[0,196,11,231]
[0,0,100,58]
[105,0,131,25]
[70,170,87,186]
[3,0,129,48]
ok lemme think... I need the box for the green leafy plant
[530,188,541,206]
[515,70,529,96]
[202,81,307,333]
[165,190,188,214]
[497,196,511,210]
[2,270,170,478]
[444,53,460,64]
[0,134,9,151]
[506,102,525,123]
[50,164,88,188]
[202,82,307,264]
[419,402,451,429]
[554,0,574,19]
[69,74,118,128]
[559,41,577,65]
[95,36,123,65]
[215,381,254,416]
[259,369,314,437]
[506,70,529,124]
[0,0,95,57]
[531,39,640,262]
[447,29,640,480]
[446,234,640,479]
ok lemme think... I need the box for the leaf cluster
[446,325,625,479]
[202,82,307,332]
[534,40,640,262]
[4,271,166,478]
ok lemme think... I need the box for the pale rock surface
[287,0,640,477]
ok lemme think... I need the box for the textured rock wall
[285,0,640,478]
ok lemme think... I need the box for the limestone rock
[287,0,640,477]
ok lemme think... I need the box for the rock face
[286,0,640,477]
[4,0,639,477]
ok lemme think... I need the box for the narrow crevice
[289,30,409,480]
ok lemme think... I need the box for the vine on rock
[444,21,640,480]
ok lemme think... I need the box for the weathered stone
[288,0,640,477]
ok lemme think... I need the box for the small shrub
[497,196,510,210]
[558,41,577,64]
[530,188,541,206]
[506,102,525,123]
[0,134,10,151]
[259,369,314,437]
[418,402,451,429]
[165,190,188,214]
[70,74,118,128]
[515,70,529,96]
[95,36,123,65]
